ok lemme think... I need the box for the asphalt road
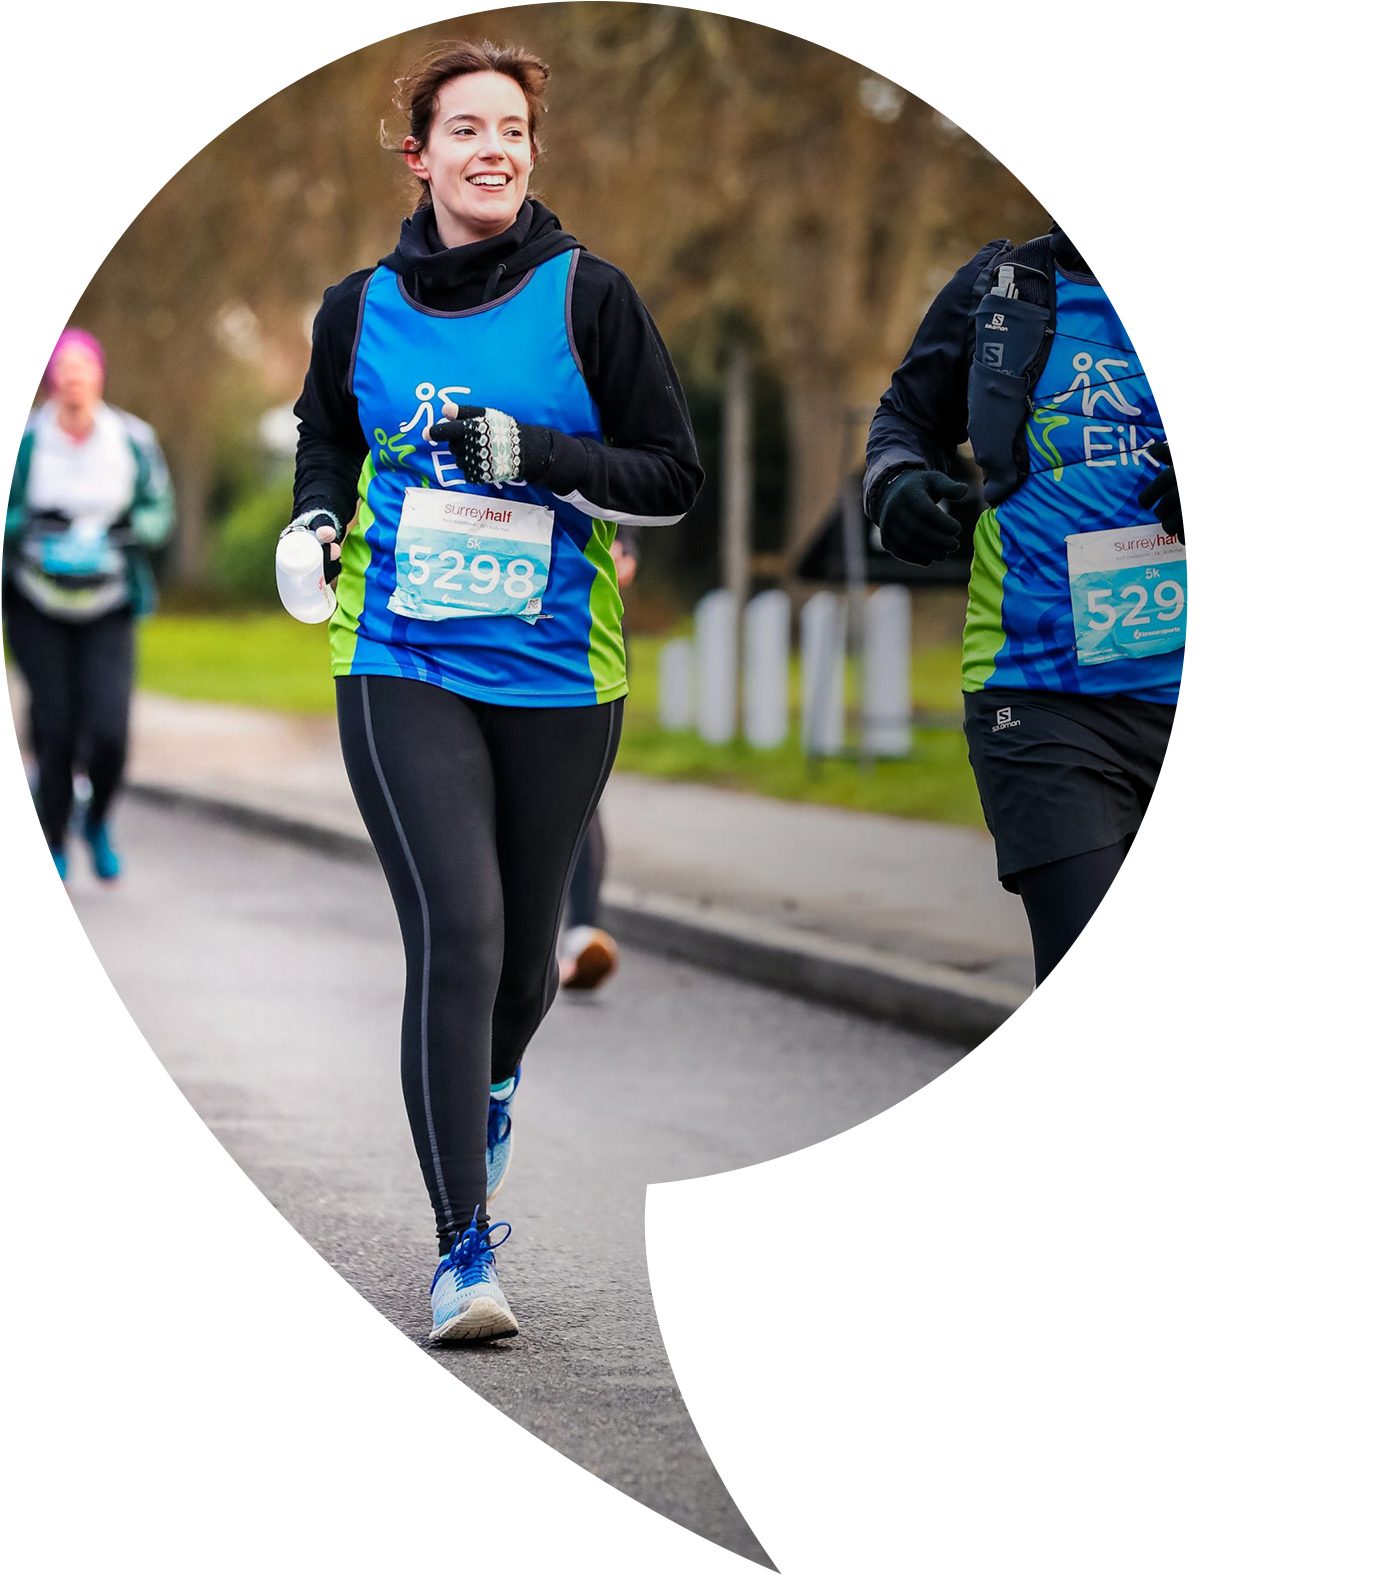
[2,781,1026,1568]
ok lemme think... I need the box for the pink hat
[43,327,106,394]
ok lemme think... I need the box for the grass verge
[136,614,984,826]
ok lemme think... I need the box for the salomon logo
[992,707,1020,733]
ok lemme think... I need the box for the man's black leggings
[336,675,622,1245]
[1014,837,1177,1020]
[4,593,134,849]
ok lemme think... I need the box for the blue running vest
[330,251,627,706]
[963,272,1182,704]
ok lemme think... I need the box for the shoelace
[445,1218,512,1290]
[486,1094,512,1151]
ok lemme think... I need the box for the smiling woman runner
[290,40,701,1342]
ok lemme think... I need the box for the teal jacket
[5,406,175,617]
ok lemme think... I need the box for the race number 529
[1083,572,1185,631]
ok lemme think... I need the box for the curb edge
[128,779,1026,1048]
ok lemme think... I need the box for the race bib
[387,488,553,624]
[1066,526,1186,666]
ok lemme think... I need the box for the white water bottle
[276,522,337,624]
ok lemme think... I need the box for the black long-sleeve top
[293,200,702,529]
[864,225,1091,519]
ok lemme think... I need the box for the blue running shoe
[486,1067,520,1202]
[81,820,121,881]
[430,1214,518,1342]
[38,850,67,900]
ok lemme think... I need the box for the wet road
[5,787,1020,1575]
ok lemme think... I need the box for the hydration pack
[965,233,1057,506]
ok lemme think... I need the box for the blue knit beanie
[1051,36,1184,181]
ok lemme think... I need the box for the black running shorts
[963,687,1176,890]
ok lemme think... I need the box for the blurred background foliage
[66,3,1045,610]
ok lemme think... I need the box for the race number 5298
[404,544,541,600]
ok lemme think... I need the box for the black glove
[288,508,345,583]
[1137,442,1183,543]
[428,404,554,486]
[875,468,968,565]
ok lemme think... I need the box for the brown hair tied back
[386,40,550,212]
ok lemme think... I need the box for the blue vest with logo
[329,250,627,706]
[963,268,1183,703]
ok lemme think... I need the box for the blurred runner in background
[4,328,174,883]
[558,526,638,992]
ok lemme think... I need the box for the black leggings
[4,592,134,849]
[336,675,622,1243]
[1014,831,1177,1026]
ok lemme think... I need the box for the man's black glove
[1137,442,1183,544]
[428,403,554,487]
[875,468,968,565]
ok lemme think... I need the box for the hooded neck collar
[380,199,581,306]
[1045,185,1184,278]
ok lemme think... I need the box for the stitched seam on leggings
[358,677,450,1222]
[532,699,622,1031]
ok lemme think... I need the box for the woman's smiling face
[404,71,535,247]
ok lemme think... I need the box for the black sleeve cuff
[865,459,923,522]
[539,430,590,497]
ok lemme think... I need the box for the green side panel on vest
[584,518,629,702]
[962,506,1010,693]
[328,454,376,674]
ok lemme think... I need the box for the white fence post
[658,637,693,732]
[800,591,847,757]
[743,589,790,749]
[863,585,912,757]
[694,588,738,744]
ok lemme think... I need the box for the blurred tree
[70,4,1044,588]
[524,6,1045,550]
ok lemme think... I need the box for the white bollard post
[694,589,738,744]
[800,591,847,757]
[658,637,693,732]
[743,589,790,749]
[863,585,913,757]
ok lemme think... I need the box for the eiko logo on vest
[1052,351,1140,418]
[398,380,474,438]
[387,380,482,490]
[1046,351,1164,472]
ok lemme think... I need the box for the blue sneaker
[38,850,67,900]
[486,1067,520,1202]
[81,820,121,881]
[430,1214,518,1342]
